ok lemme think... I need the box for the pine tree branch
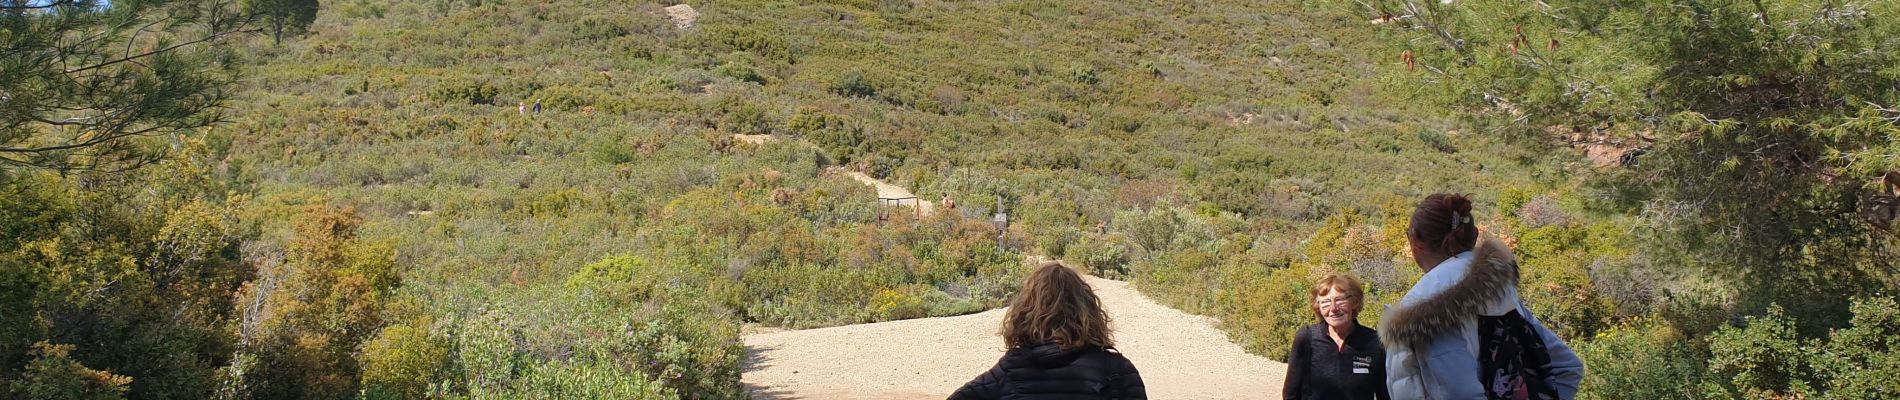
[0,0,80,10]
[64,29,237,75]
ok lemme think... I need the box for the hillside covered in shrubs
[3,0,1896,399]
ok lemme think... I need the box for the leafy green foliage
[1575,320,1716,400]
[1217,261,1316,360]
[12,343,133,400]
[34,0,1900,398]
[1,0,247,171]
[429,79,502,105]
[450,309,674,400]
[443,282,737,400]
[1365,0,1900,335]
[1809,297,1900,400]
[1572,297,1900,400]
[0,149,249,400]
[1709,305,1816,398]
[231,206,402,399]
[359,323,448,400]
[1360,1,1900,396]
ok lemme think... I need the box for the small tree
[1,0,249,172]
[233,206,402,399]
[241,0,317,45]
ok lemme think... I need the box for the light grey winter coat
[1379,237,1585,400]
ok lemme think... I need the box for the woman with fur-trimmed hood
[1381,194,1584,400]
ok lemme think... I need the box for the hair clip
[1450,211,1464,230]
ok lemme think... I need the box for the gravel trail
[842,170,936,216]
[742,275,1287,399]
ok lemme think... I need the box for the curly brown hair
[1002,261,1114,351]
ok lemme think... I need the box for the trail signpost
[992,195,1009,252]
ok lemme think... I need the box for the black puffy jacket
[948,343,1147,400]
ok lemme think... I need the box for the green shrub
[1068,233,1133,279]
[430,79,500,105]
[701,26,796,62]
[360,323,450,400]
[401,114,462,139]
[1194,170,1272,217]
[604,306,744,399]
[1514,224,1614,338]
[0,166,246,400]
[565,255,680,301]
[1064,62,1101,85]
[871,287,930,321]
[534,85,612,112]
[715,62,767,84]
[1708,305,1817,398]
[828,70,879,99]
[449,286,741,400]
[571,14,658,41]
[1809,297,1900,400]
[1414,130,1455,153]
[636,75,685,93]
[1219,263,1312,361]
[1033,225,1083,260]
[12,343,132,400]
[716,101,771,134]
[488,359,672,400]
[452,312,520,394]
[1575,320,1718,400]
[237,206,403,400]
[456,308,680,400]
[590,137,638,165]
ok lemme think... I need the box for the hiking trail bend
[739,134,1286,398]
[742,274,1288,399]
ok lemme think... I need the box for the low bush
[360,323,451,400]
[430,79,501,105]
[1575,320,1717,400]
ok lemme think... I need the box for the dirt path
[734,134,776,145]
[841,170,935,216]
[732,133,937,216]
[742,274,1287,399]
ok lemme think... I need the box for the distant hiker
[1284,274,1388,400]
[518,101,526,115]
[532,98,543,114]
[1381,194,1584,400]
[942,194,955,210]
[950,261,1147,400]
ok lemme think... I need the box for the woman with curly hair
[950,261,1146,400]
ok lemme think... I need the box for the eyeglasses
[1316,297,1355,311]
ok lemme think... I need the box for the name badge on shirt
[1352,355,1372,374]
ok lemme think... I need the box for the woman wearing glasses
[1284,274,1389,400]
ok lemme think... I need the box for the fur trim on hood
[1378,236,1519,349]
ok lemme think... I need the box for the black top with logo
[1284,323,1390,400]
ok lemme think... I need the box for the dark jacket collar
[1310,322,1374,340]
[1019,343,1091,367]
[1377,236,1519,349]
[1309,323,1380,350]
